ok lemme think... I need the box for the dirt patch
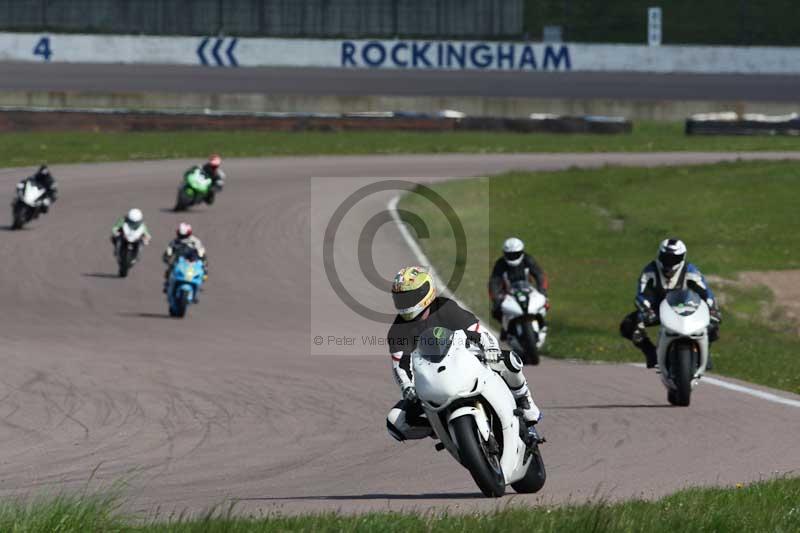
[738,271,800,325]
[711,270,800,334]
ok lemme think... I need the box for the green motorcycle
[174,167,215,212]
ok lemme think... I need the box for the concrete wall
[2,90,798,122]
[5,32,800,74]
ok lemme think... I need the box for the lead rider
[385,266,542,442]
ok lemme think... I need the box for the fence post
[392,0,399,37]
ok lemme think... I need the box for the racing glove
[639,308,658,326]
[479,331,502,364]
[402,385,418,402]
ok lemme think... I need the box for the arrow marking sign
[197,37,238,67]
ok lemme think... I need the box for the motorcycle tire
[668,344,693,407]
[11,202,26,230]
[174,188,190,212]
[174,290,189,318]
[451,416,505,498]
[118,247,129,278]
[511,444,546,494]
[519,322,540,366]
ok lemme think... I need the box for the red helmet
[177,222,192,238]
[208,154,222,168]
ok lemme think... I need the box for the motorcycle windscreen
[665,289,702,317]
[416,327,454,363]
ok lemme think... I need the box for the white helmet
[126,208,143,227]
[503,237,525,267]
[177,222,193,238]
[657,238,687,279]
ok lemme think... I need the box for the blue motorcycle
[166,250,205,318]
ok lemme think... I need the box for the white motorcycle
[115,222,148,278]
[11,179,48,230]
[412,327,546,497]
[654,289,711,406]
[500,280,548,365]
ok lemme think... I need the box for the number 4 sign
[33,37,53,61]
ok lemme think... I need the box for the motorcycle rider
[200,154,225,204]
[488,237,549,340]
[620,238,721,369]
[17,165,58,216]
[386,265,543,443]
[110,208,151,255]
[162,222,208,295]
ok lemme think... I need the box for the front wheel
[451,416,505,498]
[174,187,191,212]
[118,245,129,278]
[11,202,26,230]
[518,322,540,366]
[511,445,546,494]
[668,344,693,407]
[173,290,189,318]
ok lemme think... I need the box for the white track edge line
[389,193,800,409]
[629,363,800,408]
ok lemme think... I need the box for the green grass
[2,477,798,532]
[2,122,800,167]
[0,490,126,532]
[400,160,800,394]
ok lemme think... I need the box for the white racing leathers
[387,324,541,441]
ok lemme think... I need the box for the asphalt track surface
[1,62,800,102]
[1,152,799,516]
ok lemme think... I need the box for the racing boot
[632,329,658,368]
[513,388,541,426]
[513,389,545,444]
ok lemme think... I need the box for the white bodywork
[657,294,710,390]
[120,222,146,244]
[500,284,547,349]
[412,330,531,486]
[20,180,45,207]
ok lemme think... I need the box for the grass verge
[2,477,797,532]
[2,122,800,167]
[399,160,800,394]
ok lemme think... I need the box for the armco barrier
[685,112,800,136]
[0,107,631,134]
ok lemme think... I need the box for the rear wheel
[668,345,693,406]
[519,322,540,366]
[511,445,546,494]
[451,416,505,497]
